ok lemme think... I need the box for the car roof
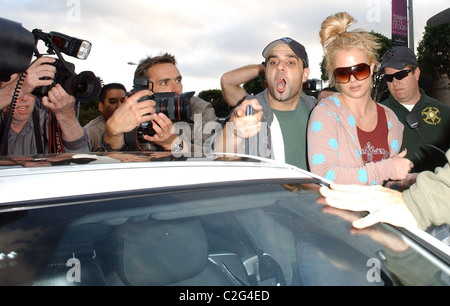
[0,152,329,206]
[1,152,449,268]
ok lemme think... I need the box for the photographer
[0,56,90,155]
[102,53,219,154]
[84,83,127,152]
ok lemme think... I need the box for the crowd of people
[0,11,449,233]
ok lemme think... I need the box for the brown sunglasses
[334,63,371,84]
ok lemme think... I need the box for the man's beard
[268,86,300,103]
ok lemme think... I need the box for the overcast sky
[1,0,448,94]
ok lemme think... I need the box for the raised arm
[221,64,265,107]
[103,90,155,150]
[42,84,89,151]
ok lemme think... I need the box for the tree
[370,31,392,102]
[198,89,231,118]
[78,96,99,126]
[417,23,450,92]
[243,75,265,96]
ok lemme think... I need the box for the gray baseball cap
[380,46,417,72]
[262,37,309,68]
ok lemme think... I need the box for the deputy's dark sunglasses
[334,63,371,84]
[383,67,416,82]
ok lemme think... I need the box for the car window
[0,181,448,286]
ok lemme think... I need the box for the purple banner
[392,0,408,46]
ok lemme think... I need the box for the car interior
[1,181,446,286]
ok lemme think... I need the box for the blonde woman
[307,12,413,186]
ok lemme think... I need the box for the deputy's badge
[421,107,441,125]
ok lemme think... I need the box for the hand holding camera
[107,89,156,137]
[131,78,193,134]
[104,89,158,151]
[0,18,98,154]
[22,57,56,96]
[30,29,101,103]
[31,57,100,103]
[118,78,195,150]
[41,84,77,119]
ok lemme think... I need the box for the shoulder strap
[32,107,44,154]
[47,111,64,154]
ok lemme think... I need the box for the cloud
[0,0,448,94]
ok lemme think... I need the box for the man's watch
[101,137,128,152]
[171,140,184,153]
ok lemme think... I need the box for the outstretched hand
[229,99,264,139]
[318,183,417,229]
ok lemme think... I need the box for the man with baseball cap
[214,37,317,170]
[262,37,309,70]
[380,46,450,173]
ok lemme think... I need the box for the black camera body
[31,29,101,103]
[32,59,100,103]
[131,78,193,137]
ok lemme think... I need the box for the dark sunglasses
[383,67,416,82]
[334,63,371,84]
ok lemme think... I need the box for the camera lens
[135,91,194,140]
[152,92,193,121]
[63,71,101,103]
[32,59,101,103]
[176,93,192,121]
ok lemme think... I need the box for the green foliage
[371,31,392,64]
[243,75,266,96]
[320,56,328,81]
[417,24,450,80]
[78,97,99,126]
[370,31,392,102]
[198,89,231,118]
[198,75,267,118]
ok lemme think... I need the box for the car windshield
[0,178,448,286]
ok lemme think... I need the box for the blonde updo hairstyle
[319,12,381,87]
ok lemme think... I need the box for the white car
[0,152,448,287]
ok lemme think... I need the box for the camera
[31,29,101,102]
[131,78,193,137]
[302,78,323,91]
[32,59,100,102]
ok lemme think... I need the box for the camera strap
[0,116,8,156]
[124,127,141,151]
[0,72,27,156]
[32,107,44,154]
[48,111,64,154]
[124,128,167,152]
